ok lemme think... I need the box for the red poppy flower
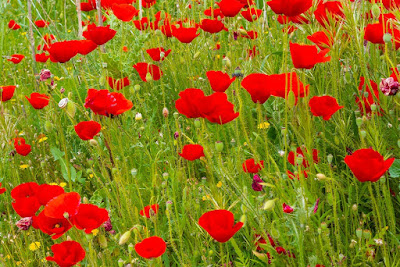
[36,184,65,206]
[206,71,235,92]
[12,197,41,217]
[204,8,225,19]
[0,85,16,102]
[14,137,32,156]
[100,0,135,9]
[48,41,79,63]
[172,26,200,43]
[33,211,72,239]
[381,0,400,9]
[344,148,394,182]
[35,52,50,63]
[71,204,109,234]
[44,192,81,219]
[307,31,333,50]
[84,89,133,116]
[288,147,319,168]
[309,95,343,120]
[175,88,205,118]
[0,183,5,195]
[133,62,163,81]
[112,4,139,21]
[133,17,150,30]
[146,47,171,61]
[7,54,25,64]
[314,1,345,27]
[81,1,96,11]
[175,89,239,124]
[198,92,239,124]
[140,204,159,218]
[43,34,55,44]
[241,72,309,104]
[200,19,228,34]
[46,241,86,267]
[26,92,50,109]
[76,40,98,55]
[356,77,380,115]
[107,76,130,90]
[160,21,174,37]
[142,0,157,8]
[277,14,309,24]
[135,236,166,259]
[11,182,40,217]
[35,20,49,28]
[83,24,116,45]
[238,28,258,39]
[242,158,264,173]
[11,182,39,200]
[74,121,101,140]
[241,8,262,22]
[179,144,205,161]
[8,20,21,30]
[290,43,330,69]
[199,209,243,243]
[282,203,294,213]
[217,0,245,17]
[267,0,312,17]
[364,22,400,49]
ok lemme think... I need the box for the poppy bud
[89,139,98,146]
[356,228,363,238]
[134,84,141,91]
[162,107,169,117]
[370,103,377,111]
[364,91,369,98]
[99,75,106,86]
[128,243,134,253]
[65,100,76,118]
[383,33,392,43]
[263,198,277,211]
[173,112,179,119]
[316,173,326,180]
[83,196,89,204]
[161,181,167,188]
[194,119,201,128]
[45,121,53,132]
[131,168,137,177]
[363,229,371,239]
[215,141,224,152]
[352,204,358,211]
[208,250,214,256]
[222,57,231,68]
[98,234,108,248]
[240,214,246,225]
[327,154,333,164]
[286,90,296,109]
[238,28,247,35]
[360,130,366,139]
[118,259,124,267]
[193,51,200,59]
[371,4,380,19]
[320,222,327,229]
[135,113,143,121]
[159,52,165,59]
[119,230,131,245]
[349,239,357,248]
[295,155,304,165]
[356,117,363,127]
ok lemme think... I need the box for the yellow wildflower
[29,242,41,251]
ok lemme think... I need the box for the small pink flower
[313,198,320,214]
[16,217,33,230]
[380,77,399,96]
[251,175,263,191]
[39,69,52,81]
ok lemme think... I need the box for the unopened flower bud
[135,113,143,121]
[162,107,169,117]
[371,4,380,19]
[98,234,108,248]
[128,243,134,253]
[360,130,367,138]
[119,230,131,245]
[240,214,247,225]
[356,228,363,238]
[194,119,201,128]
[327,154,333,164]
[370,103,377,111]
[383,33,392,43]
[118,259,124,267]
[263,198,277,211]
[131,168,137,177]
[363,229,371,239]
[89,139,98,146]
[145,73,153,82]
[316,173,326,181]
[215,141,224,152]
[352,204,358,211]
[356,117,363,127]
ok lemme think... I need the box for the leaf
[389,159,400,178]
[50,147,65,161]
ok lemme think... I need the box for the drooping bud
[119,230,131,245]
[215,141,224,152]
[263,198,277,211]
